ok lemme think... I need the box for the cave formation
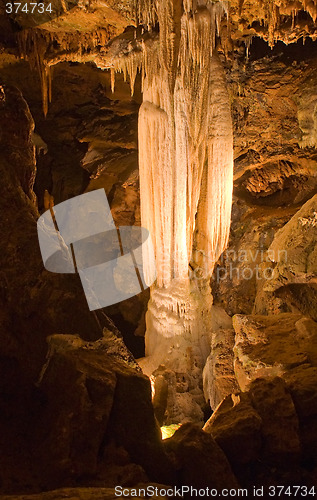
[137,2,234,422]
[0,0,317,497]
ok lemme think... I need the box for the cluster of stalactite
[111,49,144,94]
[15,0,317,114]
[235,0,317,46]
[131,0,317,46]
[262,0,317,22]
[107,0,232,289]
[110,0,317,96]
[17,29,53,116]
[17,26,117,115]
[137,1,233,287]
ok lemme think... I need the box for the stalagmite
[135,0,234,422]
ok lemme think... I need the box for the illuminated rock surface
[135,1,234,423]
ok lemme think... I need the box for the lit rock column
[138,0,234,422]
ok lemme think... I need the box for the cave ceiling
[2,0,317,70]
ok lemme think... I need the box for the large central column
[137,0,234,423]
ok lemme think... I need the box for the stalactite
[238,0,245,16]
[110,68,116,93]
[245,35,253,60]
[235,0,317,45]
[109,43,146,97]
[41,64,52,117]
[192,55,233,274]
[138,0,232,288]
[17,29,52,115]
[136,0,234,422]
[17,26,116,115]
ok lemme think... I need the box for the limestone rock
[78,97,140,228]
[285,365,317,419]
[36,332,172,487]
[297,78,317,149]
[249,377,301,464]
[233,313,313,390]
[265,194,317,292]
[152,373,169,426]
[0,85,116,384]
[148,365,206,426]
[212,199,293,316]
[284,364,317,460]
[204,377,302,468]
[276,283,317,324]
[203,393,262,466]
[236,160,317,207]
[0,84,146,494]
[213,53,317,318]
[203,327,239,410]
[164,423,239,491]
[293,317,317,366]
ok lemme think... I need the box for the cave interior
[0,0,317,498]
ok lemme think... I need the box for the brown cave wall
[212,36,317,317]
[0,53,149,355]
[0,83,172,494]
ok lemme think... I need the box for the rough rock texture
[147,306,236,425]
[212,42,317,319]
[284,364,317,461]
[248,377,301,464]
[212,200,296,315]
[233,313,317,390]
[35,331,172,488]
[203,392,263,465]
[149,363,207,427]
[164,423,239,492]
[0,84,106,386]
[267,194,317,290]
[0,53,141,225]
[231,43,317,189]
[203,324,239,411]
[204,376,316,489]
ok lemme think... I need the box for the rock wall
[212,38,317,319]
[0,84,171,494]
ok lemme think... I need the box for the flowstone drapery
[134,0,234,422]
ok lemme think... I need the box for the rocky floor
[0,487,167,499]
